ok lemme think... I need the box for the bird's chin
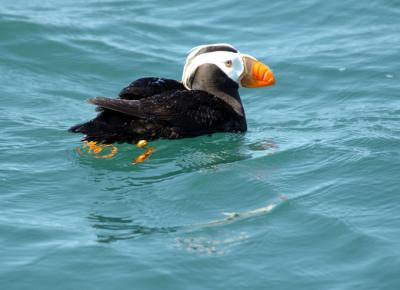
[240,55,275,88]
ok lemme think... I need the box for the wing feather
[119,77,186,100]
[89,90,234,129]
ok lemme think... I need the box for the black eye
[224,60,233,67]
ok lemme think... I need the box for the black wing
[89,90,238,134]
[119,77,186,100]
[69,77,187,143]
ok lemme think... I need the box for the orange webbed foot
[78,141,118,159]
[132,140,155,164]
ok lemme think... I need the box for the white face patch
[182,45,244,89]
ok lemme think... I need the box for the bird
[69,43,275,163]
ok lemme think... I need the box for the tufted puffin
[69,43,275,163]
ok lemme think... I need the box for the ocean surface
[1,0,399,289]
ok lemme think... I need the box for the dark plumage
[69,44,275,145]
[69,76,244,144]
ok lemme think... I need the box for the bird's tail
[68,108,137,144]
[68,120,110,143]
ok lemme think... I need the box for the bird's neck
[205,85,245,117]
[190,64,245,117]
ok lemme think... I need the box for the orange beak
[240,55,275,88]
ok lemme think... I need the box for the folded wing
[89,90,235,131]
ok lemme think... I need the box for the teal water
[1,0,400,289]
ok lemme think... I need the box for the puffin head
[182,43,275,91]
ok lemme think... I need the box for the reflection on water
[75,133,250,168]
[74,134,279,188]
[176,232,249,256]
[84,133,282,245]
[88,214,179,243]
[88,199,285,245]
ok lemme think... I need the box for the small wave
[88,198,286,245]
